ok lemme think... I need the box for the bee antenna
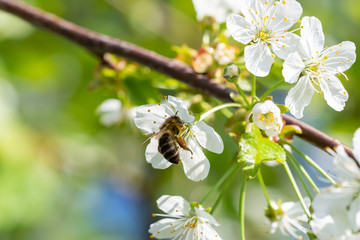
[175,111,178,116]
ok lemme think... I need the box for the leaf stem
[199,102,242,121]
[235,82,251,109]
[239,175,247,240]
[286,151,317,201]
[289,143,336,185]
[210,166,239,214]
[260,80,284,100]
[257,169,271,205]
[251,75,256,102]
[200,163,239,204]
[283,161,311,218]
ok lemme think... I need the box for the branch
[0,0,355,161]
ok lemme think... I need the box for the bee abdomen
[158,132,180,164]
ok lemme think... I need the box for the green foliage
[238,123,286,180]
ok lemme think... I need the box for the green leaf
[276,104,289,113]
[238,123,286,180]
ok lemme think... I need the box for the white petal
[299,16,324,58]
[244,42,274,77]
[282,52,305,83]
[156,195,191,216]
[192,0,240,23]
[319,75,348,112]
[226,14,254,45]
[149,218,186,239]
[167,96,195,123]
[265,119,283,137]
[285,76,314,119]
[353,128,360,162]
[195,208,220,226]
[145,138,172,169]
[200,222,223,240]
[334,146,360,181]
[180,138,210,181]
[266,0,303,32]
[349,195,360,232]
[134,104,173,134]
[271,32,301,60]
[321,41,356,73]
[192,121,224,154]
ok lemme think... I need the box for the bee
[145,115,193,164]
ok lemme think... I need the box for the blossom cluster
[125,0,358,239]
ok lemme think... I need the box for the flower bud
[223,63,240,82]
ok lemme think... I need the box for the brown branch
[0,0,355,161]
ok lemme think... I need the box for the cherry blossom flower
[252,100,283,137]
[134,96,224,181]
[96,98,122,126]
[213,43,237,65]
[265,200,309,239]
[310,128,360,239]
[283,16,356,118]
[149,195,222,240]
[226,0,303,76]
[192,0,241,23]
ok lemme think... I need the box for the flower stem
[283,161,311,218]
[286,151,316,200]
[199,103,242,121]
[289,143,336,185]
[235,82,251,109]
[239,175,247,240]
[257,169,271,205]
[200,163,239,205]
[260,80,284,100]
[210,166,239,214]
[251,75,256,101]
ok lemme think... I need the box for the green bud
[223,63,240,82]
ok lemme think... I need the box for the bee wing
[141,129,165,145]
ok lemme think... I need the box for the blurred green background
[0,0,359,239]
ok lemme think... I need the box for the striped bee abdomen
[158,132,180,164]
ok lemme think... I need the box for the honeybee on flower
[134,96,224,181]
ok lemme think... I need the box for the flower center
[259,112,275,124]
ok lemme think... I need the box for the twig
[0,0,354,160]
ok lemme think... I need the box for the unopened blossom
[223,63,240,82]
[227,0,303,76]
[134,96,224,181]
[252,100,283,137]
[283,16,356,118]
[192,0,241,23]
[96,98,122,126]
[311,128,360,240]
[265,200,309,239]
[149,195,222,240]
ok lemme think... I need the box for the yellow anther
[297,19,301,23]
[284,17,288,21]
[283,0,286,4]
[300,26,304,29]
[336,51,339,55]
[272,16,275,20]
[282,45,285,48]
[153,121,156,124]
[339,62,342,64]
[271,54,276,58]
[152,213,156,217]
[265,1,269,4]
[148,109,151,112]
[150,235,155,239]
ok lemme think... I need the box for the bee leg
[176,136,193,154]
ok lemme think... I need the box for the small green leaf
[238,123,286,180]
[276,104,289,113]
[279,125,302,143]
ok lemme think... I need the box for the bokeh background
[0,0,359,239]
